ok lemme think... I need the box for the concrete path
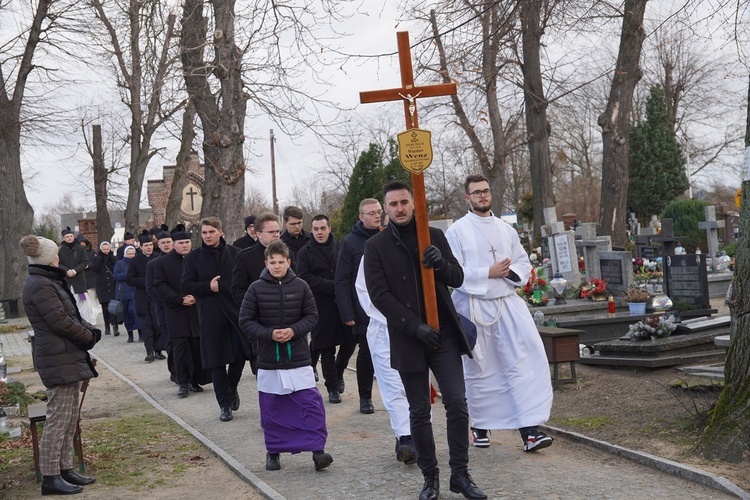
[3,325,748,499]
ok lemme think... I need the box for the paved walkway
[2,324,748,499]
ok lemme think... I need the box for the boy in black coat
[239,240,332,472]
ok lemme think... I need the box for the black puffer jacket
[22,265,99,387]
[239,268,318,371]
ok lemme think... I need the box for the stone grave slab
[598,250,633,293]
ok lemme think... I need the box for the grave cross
[698,205,725,272]
[651,218,683,258]
[359,31,457,329]
[574,223,612,281]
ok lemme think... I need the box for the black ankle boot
[127,331,134,343]
[104,323,111,335]
[41,475,83,495]
[60,469,96,486]
[113,324,120,337]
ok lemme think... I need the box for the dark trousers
[335,334,374,399]
[398,330,469,476]
[172,337,201,385]
[316,347,338,392]
[137,307,158,354]
[211,360,245,408]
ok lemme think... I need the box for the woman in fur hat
[20,235,101,495]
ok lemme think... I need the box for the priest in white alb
[445,174,554,452]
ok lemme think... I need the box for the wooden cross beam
[359,31,457,329]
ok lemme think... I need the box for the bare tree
[0,0,54,303]
[597,0,648,248]
[90,0,185,234]
[164,100,197,228]
[81,123,115,245]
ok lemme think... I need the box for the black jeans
[316,347,338,393]
[211,360,245,408]
[399,330,469,476]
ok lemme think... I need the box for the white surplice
[446,211,553,430]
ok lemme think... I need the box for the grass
[550,415,614,430]
[0,405,210,497]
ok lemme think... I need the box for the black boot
[104,323,111,335]
[419,468,439,500]
[41,475,82,495]
[137,330,143,342]
[312,450,333,471]
[145,351,155,363]
[113,324,120,337]
[60,469,96,486]
[127,331,134,343]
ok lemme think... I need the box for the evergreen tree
[662,198,709,253]
[334,140,410,238]
[627,85,689,222]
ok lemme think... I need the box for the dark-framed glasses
[469,189,491,198]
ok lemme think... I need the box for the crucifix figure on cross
[359,31,457,329]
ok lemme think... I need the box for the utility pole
[270,129,278,214]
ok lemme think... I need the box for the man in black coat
[296,214,347,405]
[182,216,252,422]
[127,230,161,361]
[334,198,381,414]
[146,229,173,370]
[153,226,204,398]
[232,215,258,249]
[279,205,309,259]
[363,181,486,500]
[231,212,281,307]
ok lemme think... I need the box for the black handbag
[108,282,123,321]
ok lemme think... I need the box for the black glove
[91,328,102,345]
[414,323,441,349]
[422,245,444,269]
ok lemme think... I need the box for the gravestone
[541,207,581,288]
[634,233,658,260]
[598,250,633,294]
[575,223,612,281]
[664,254,710,308]
[651,218,682,258]
[698,206,725,272]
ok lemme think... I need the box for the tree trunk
[92,125,114,245]
[597,0,647,248]
[699,74,750,463]
[181,0,246,243]
[429,8,508,212]
[519,0,554,239]
[0,0,51,305]
[165,100,197,228]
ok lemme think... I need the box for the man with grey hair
[334,198,382,413]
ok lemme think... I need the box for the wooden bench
[29,358,97,481]
[537,326,581,389]
[0,297,20,319]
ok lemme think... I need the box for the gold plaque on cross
[397,129,433,174]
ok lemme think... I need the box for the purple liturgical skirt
[259,388,328,454]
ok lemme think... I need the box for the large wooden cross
[359,31,457,329]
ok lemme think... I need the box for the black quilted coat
[238,268,318,371]
[22,265,98,387]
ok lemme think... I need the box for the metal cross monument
[359,31,457,329]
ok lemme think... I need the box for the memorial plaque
[553,233,573,273]
[600,258,624,285]
[664,254,709,307]
[640,246,658,259]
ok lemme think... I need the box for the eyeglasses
[260,230,281,235]
[468,189,491,198]
[360,210,383,217]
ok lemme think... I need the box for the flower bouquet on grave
[520,267,550,306]
[628,315,677,341]
[579,278,608,300]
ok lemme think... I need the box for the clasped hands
[272,327,293,343]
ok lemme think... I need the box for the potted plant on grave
[627,315,677,341]
[579,278,608,300]
[623,286,652,315]
[520,267,550,306]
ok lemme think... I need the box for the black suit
[364,218,472,478]
[182,239,252,409]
